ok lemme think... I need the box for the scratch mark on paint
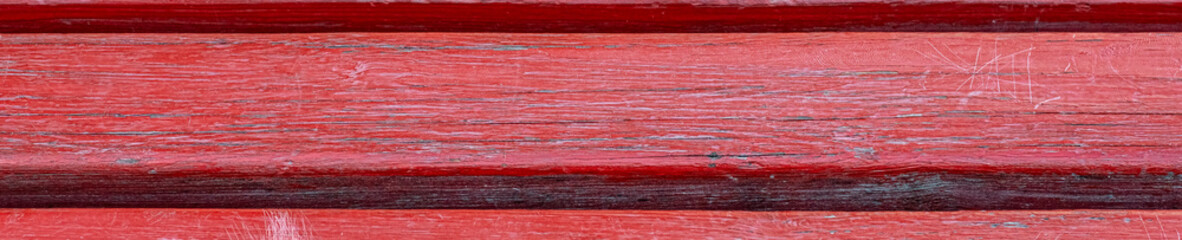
[1027,45,1034,104]
[1141,214,1152,240]
[1159,214,1169,240]
[1034,96,1061,109]
[265,210,312,240]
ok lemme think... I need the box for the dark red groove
[3,1,1182,33]
[4,171,1182,210]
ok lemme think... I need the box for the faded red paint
[2,0,1182,32]
[0,33,1179,209]
[2,209,1182,239]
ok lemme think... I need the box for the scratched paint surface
[0,33,1179,209]
[4,1,1182,32]
[2,209,1182,239]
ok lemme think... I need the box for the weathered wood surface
[1,33,1180,209]
[3,0,1182,32]
[3,209,1182,239]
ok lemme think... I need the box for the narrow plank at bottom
[2,209,1181,239]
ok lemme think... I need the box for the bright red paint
[2,0,1182,32]
[4,1,1180,238]
[3,209,1182,239]
[0,33,1178,209]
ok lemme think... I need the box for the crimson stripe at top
[2,0,1182,32]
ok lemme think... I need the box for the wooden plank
[3,0,1182,32]
[3,209,1182,239]
[0,32,1179,209]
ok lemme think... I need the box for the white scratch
[344,62,370,84]
[1159,215,1167,240]
[265,210,312,240]
[944,45,1035,93]
[1027,47,1034,103]
[1034,96,1061,109]
[920,41,968,71]
[1141,215,1153,240]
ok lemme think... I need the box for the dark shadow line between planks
[3,2,1182,33]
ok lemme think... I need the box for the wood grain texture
[4,209,1182,239]
[3,0,1182,32]
[1,32,1180,209]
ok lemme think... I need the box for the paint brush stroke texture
[3,209,1182,239]
[3,0,1182,32]
[0,33,1179,209]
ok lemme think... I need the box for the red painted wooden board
[1,32,1180,209]
[3,0,1182,32]
[3,209,1182,239]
